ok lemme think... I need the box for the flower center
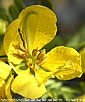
[13,43,47,71]
[27,48,47,70]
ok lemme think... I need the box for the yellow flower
[3,5,82,99]
[0,61,15,102]
[80,48,85,72]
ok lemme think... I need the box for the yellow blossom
[3,5,82,99]
[0,61,15,102]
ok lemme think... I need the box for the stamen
[12,42,28,60]
[13,43,27,53]
[36,49,47,66]
[37,56,47,65]
[37,49,45,60]
[27,58,33,67]
[13,49,28,59]
[32,48,38,57]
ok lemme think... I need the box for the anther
[27,58,33,67]
[32,48,38,57]
[37,49,45,60]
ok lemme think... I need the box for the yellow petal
[4,5,57,54]
[5,75,14,100]
[80,48,85,72]
[19,5,57,51]
[3,19,24,64]
[0,78,6,98]
[35,70,54,86]
[8,40,24,64]
[0,60,12,80]
[42,46,82,80]
[3,19,21,55]
[11,70,46,99]
[55,60,81,80]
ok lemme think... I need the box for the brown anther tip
[38,83,41,87]
[37,49,46,60]
[32,48,38,57]
[37,56,47,66]
[29,63,32,66]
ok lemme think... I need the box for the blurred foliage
[14,0,25,12]
[35,0,53,10]
[9,5,19,20]
[79,81,85,93]
[0,19,8,34]
[65,26,85,50]
[41,80,82,101]
[0,19,8,61]
[0,0,25,23]
[0,8,12,23]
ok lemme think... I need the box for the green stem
[25,11,39,54]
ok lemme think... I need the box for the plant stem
[25,11,39,54]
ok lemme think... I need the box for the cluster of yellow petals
[0,61,15,102]
[0,5,83,99]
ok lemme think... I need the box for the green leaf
[45,80,56,86]
[47,82,62,89]
[61,87,77,93]
[0,8,12,23]
[14,0,25,12]
[63,93,75,99]
[9,5,19,20]
[41,92,49,99]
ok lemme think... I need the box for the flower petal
[80,48,85,72]
[3,19,21,55]
[4,5,57,54]
[8,40,24,64]
[42,46,82,80]
[0,61,12,80]
[11,70,46,99]
[55,60,82,80]
[3,19,24,64]
[19,5,57,51]
[0,78,6,98]
[5,75,14,100]
[35,70,54,86]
